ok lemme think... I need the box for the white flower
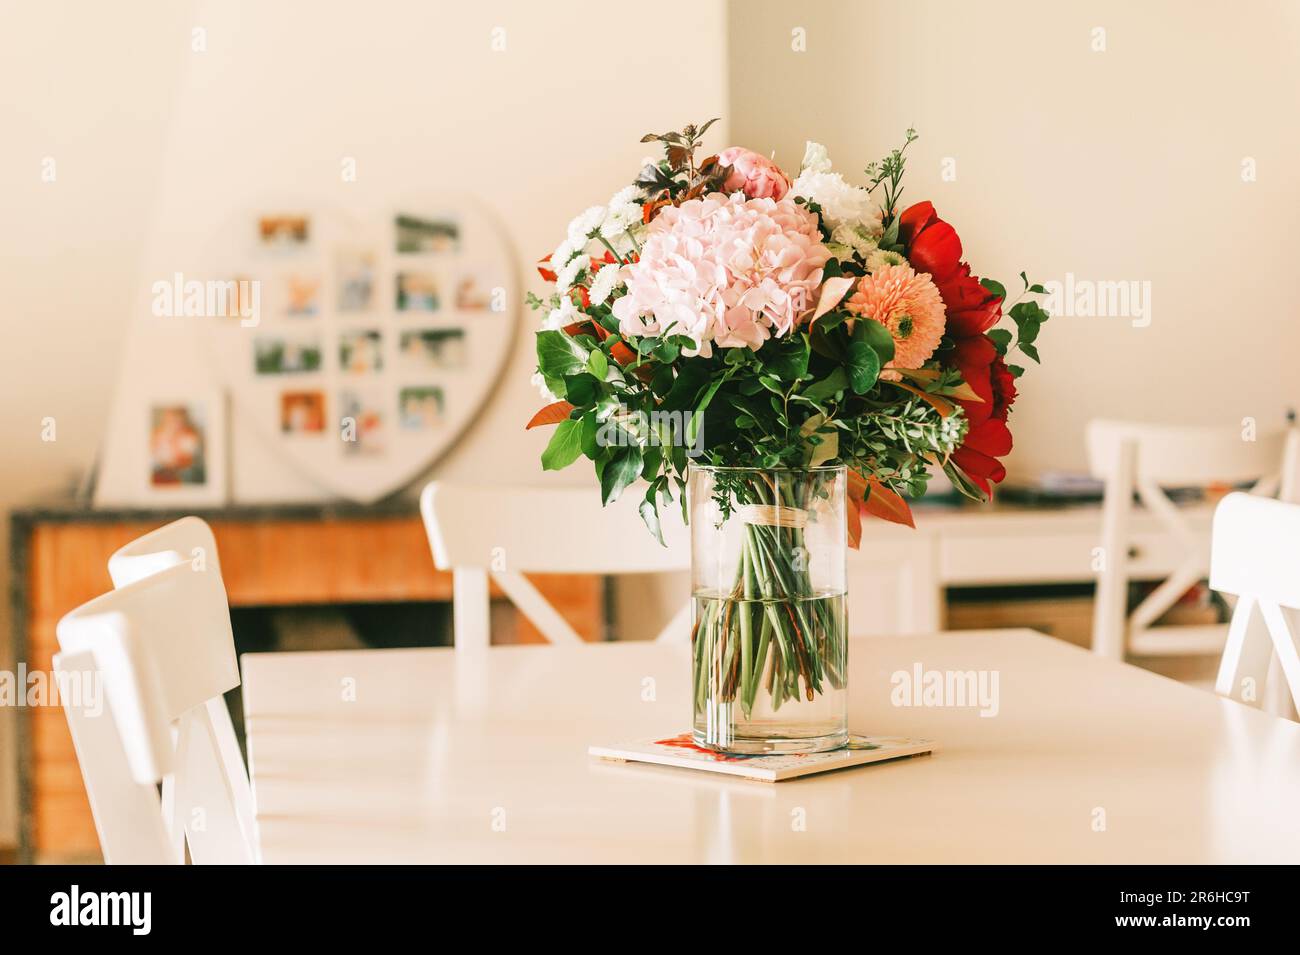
[792,171,881,234]
[865,248,906,273]
[600,201,641,239]
[530,371,561,403]
[543,296,582,330]
[555,253,589,293]
[550,237,579,272]
[588,262,622,306]
[800,141,833,175]
[830,223,880,259]
[609,185,641,207]
[566,205,606,245]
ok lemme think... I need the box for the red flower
[899,201,1003,339]
[948,333,1018,495]
[898,201,961,283]
[937,264,1003,338]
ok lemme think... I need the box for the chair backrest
[1210,493,1300,712]
[53,646,174,864]
[420,483,690,649]
[1086,420,1291,659]
[56,525,254,864]
[106,516,258,861]
[1086,420,1288,487]
[109,515,225,586]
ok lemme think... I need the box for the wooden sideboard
[9,500,603,863]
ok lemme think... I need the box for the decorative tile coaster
[588,733,934,782]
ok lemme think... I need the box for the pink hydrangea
[717,147,791,200]
[612,193,831,356]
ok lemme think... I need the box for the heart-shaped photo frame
[198,200,517,503]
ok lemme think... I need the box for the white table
[241,629,1300,863]
[851,503,1215,634]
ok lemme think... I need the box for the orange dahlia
[845,263,946,379]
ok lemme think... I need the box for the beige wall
[0,0,727,848]
[4,0,1298,850]
[730,0,1300,476]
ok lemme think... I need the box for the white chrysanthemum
[866,248,907,273]
[588,263,622,306]
[609,185,640,207]
[830,223,880,259]
[566,205,606,245]
[550,237,579,272]
[792,171,881,234]
[600,202,641,239]
[531,371,561,403]
[543,296,582,330]
[800,141,833,175]
[555,253,589,293]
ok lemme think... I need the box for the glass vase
[688,465,848,754]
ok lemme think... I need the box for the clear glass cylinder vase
[688,465,848,754]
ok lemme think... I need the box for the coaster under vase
[588,733,934,782]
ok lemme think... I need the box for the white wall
[0,0,727,848]
[730,0,1300,476]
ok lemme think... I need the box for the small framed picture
[395,214,458,254]
[398,328,465,370]
[339,329,383,374]
[280,390,327,434]
[339,389,384,455]
[396,271,440,312]
[254,337,323,375]
[399,386,445,430]
[138,393,227,506]
[453,269,497,312]
[284,274,322,317]
[259,214,311,248]
[336,246,376,312]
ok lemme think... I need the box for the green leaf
[662,362,710,412]
[762,335,810,381]
[879,218,900,251]
[980,278,1007,300]
[1019,342,1041,363]
[846,341,881,394]
[688,378,724,446]
[579,412,599,457]
[639,485,665,546]
[587,349,608,380]
[808,430,839,467]
[801,367,848,402]
[651,340,679,363]
[600,446,643,505]
[853,317,895,364]
[536,330,589,379]
[541,418,583,471]
[562,373,598,407]
[987,328,1012,356]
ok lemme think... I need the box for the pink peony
[717,147,791,200]
[612,193,830,356]
[844,263,946,379]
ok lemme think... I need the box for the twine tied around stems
[735,503,809,529]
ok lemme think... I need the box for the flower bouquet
[528,120,1049,752]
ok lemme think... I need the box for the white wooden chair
[56,541,256,864]
[420,483,690,650]
[1211,493,1300,716]
[106,516,257,855]
[1087,420,1291,661]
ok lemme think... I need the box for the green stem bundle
[692,470,846,722]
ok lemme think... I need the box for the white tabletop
[241,630,1300,863]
